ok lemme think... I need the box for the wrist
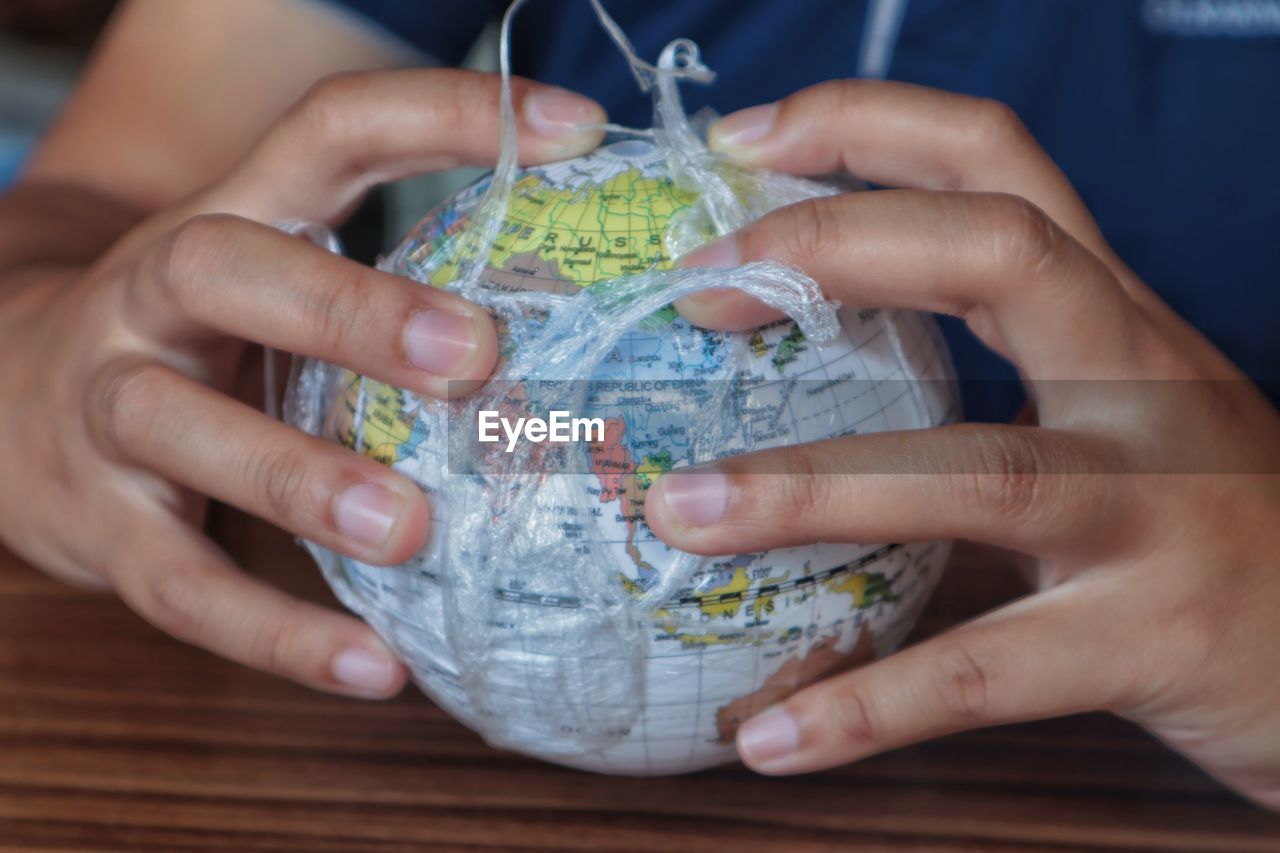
[0,180,144,276]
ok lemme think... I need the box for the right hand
[0,69,605,698]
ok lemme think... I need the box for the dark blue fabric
[332,0,1280,421]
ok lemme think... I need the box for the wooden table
[3,507,1279,852]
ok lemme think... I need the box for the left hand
[643,80,1280,808]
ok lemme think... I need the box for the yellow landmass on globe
[824,570,896,610]
[750,570,791,625]
[825,572,871,607]
[634,454,671,489]
[697,567,752,620]
[669,629,753,648]
[429,169,695,290]
[329,372,418,466]
[696,566,788,621]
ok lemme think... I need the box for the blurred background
[0,0,115,186]
[0,0,500,249]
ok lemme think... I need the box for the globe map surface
[288,139,960,774]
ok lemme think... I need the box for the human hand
[644,81,1280,808]
[0,70,604,698]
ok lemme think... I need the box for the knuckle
[295,71,368,137]
[826,684,884,747]
[426,73,484,138]
[932,642,995,722]
[240,441,326,530]
[303,268,369,359]
[777,448,832,515]
[819,78,864,118]
[765,197,845,266]
[130,567,207,644]
[249,615,306,680]
[151,214,242,308]
[963,427,1045,523]
[85,359,166,457]
[983,192,1061,282]
[970,97,1031,150]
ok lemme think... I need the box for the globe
[287,138,960,775]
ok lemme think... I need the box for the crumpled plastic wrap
[284,0,959,773]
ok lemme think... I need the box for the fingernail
[332,647,400,695]
[655,469,729,528]
[524,88,605,139]
[710,103,779,151]
[738,705,801,768]
[404,310,479,376]
[674,288,734,312]
[334,482,399,546]
[677,236,740,270]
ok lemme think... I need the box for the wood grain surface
[2,506,1278,852]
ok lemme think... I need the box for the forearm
[2,0,415,287]
[25,0,411,212]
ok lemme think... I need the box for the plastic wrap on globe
[285,7,959,776]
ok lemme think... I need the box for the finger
[111,518,408,699]
[644,424,1128,558]
[212,68,608,224]
[731,586,1135,774]
[676,190,1143,380]
[707,80,1113,266]
[131,214,497,398]
[88,360,429,566]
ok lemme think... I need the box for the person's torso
[338,0,1280,418]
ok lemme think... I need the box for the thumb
[210,68,605,225]
[104,69,607,259]
[733,583,1133,774]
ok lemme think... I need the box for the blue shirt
[335,0,1280,420]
